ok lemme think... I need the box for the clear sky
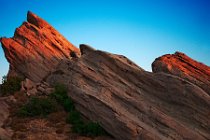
[0,0,210,80]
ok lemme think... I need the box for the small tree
[1,76,22,96]
[2,75,7,84]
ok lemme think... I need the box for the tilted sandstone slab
[0,11,80,82]
[47,45,210,140]
[152,52,210,96]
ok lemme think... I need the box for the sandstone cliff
[47,45,210,140]
[1,11,80,82]
[1,12,210,140]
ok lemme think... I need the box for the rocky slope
[0,84,114,140]
[152,52,210,96]
[47,45,210,140]
[0,96,14,140]
[1,12,210,140]
[1,11,80,82]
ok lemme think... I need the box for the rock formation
[1,12,210,140]
[152,52,210,96]
[0,11,80,82]
[47,45,210,140]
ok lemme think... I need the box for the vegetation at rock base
[17,83,107,137]
[49,83,75,112]
[18,97,58,117]
[66,111,107,137]
[52,83,107,137]
[0,76,22,96]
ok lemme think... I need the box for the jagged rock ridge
[1,12,210,140]
[1,11,80,82]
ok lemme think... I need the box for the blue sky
[0,0,210,80]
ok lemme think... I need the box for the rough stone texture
[21,78,37,96]
[47,45,210,140]
[1,12,210,140]
[80,44,96,55]
[0,11,80,82]
[21,78,54,96]
[152,52,210,96]
[21,78,36,91]
[0,97,13,140]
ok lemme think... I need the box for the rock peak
[80,44,96,55]
[27,11,50,29]
[1,11,80,82]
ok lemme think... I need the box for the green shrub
[63,98,75,112]
[84,122,107,137]
[18,97,57,117]
[66,110,82,125]
[66,110,106,136]
[1,76,22,95]
[51,83,107,137]
[72,122,86,134]
[2,75,7,84]
[50,84,68,103]
[54,84,68,96]
[50,84,75,112]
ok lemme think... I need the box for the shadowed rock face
[152,52,210,96]
[0,97,13,140]
[0,11,80,82]
[1,12,210,140]
[47,45,210,140]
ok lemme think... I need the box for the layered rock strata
[1,11,80,82]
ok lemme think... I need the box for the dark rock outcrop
[47,45,210,140]
[0,11,80,82]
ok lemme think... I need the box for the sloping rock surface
[152,52,210,96]
[1,12,210,140]
[0,11,80,82]
[47,45,210,140]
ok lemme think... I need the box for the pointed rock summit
[1,11,80,82]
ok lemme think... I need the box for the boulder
[21,78,38,96]
[21,78,36,91]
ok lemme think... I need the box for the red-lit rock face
[152,52,210,95]
[0,11,80,82]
